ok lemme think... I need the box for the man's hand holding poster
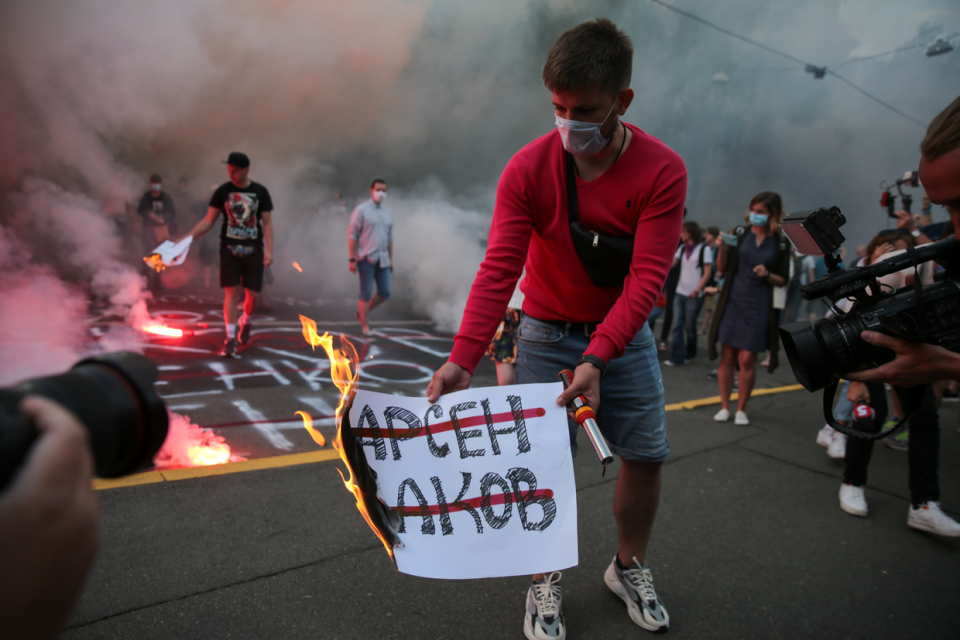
[349,382,577,580]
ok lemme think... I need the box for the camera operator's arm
[0,397,100,640]
[894,210,932,245]
[846,331,960,387]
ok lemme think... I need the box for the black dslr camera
[778,207,960,439]
[0,352,169,491]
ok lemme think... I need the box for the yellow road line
[664,383,804,411]
[92,449,340,491]
[93,384,805,491]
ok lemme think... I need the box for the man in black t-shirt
[179,152,275,357]
[137,173,177,292]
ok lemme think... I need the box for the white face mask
[554,99,619,156]
[373,189,387,203]
[150,183,162,193]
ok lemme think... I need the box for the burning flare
[292,261,303,272]
[153,412,242,468]
[141,324,183,338]
[298,314,403,565]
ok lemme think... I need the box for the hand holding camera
[0,396,100,640]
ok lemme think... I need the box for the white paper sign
[352,382,578,580]
[148,236,192,267]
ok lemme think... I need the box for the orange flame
[292,261,303,272]
[187,441,231,465]
[141,324,183,337]
[295,410,326,446]
[298,314,398,563]
[143,254,166,272]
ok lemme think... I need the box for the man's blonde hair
[542,18,633,97]
[921,94,960,159]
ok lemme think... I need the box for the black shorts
[220,245,264,292]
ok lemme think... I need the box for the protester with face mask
[348,179,393,336]
[137,173,177,293]
[427,18,685,637]
[707,192,790,426]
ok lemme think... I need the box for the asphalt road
[63,287,960,639]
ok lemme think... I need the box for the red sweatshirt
[449,123,687,374]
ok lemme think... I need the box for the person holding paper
[177,152,274,358]
[427,18,685,638]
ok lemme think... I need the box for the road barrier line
[93,384,805,491]
[664,383,805,411]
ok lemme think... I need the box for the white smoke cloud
[0,0,958,384]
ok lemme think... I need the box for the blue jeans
[515,315,669,462]
[647,305,664,333]
[670,293,704,364]
[357,258,391,302]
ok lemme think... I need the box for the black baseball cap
[223,152,250,168]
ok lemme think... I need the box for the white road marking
[160,390,224,399]
[232,400,294,451]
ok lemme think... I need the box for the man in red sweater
[427,18,686,639]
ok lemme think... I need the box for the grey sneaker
[524,572,565,640]
[604,556,669,632]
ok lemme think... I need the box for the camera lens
[0,352,168,490]
[780,315,869,391]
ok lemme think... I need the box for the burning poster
[143,237,192,272]
[348,384,578,580]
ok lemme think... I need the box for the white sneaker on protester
[604,557,670,632]
[816,424,836,448]
[827,433,847,459]
[524,572,565,640]
[907,502,960,537]
[839,483,868,517]
[714,408,730,422]
[734,410,750,426]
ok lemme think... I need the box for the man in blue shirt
[348,179,393,336]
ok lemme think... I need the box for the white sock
[226,324,236,339]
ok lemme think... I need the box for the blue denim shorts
[515,315,669,463]
[357,258,391,302]
[833,380,853,423]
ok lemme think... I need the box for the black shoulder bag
[565,151,634,288]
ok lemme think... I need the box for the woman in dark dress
[707,192,791,425]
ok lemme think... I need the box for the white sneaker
[604,557,669,632]
[907,502,960,537]
[734,410,750,426]
[816,424,836,448]
[839,484,868,517]
[827,433,847,459]
[524,572,565,640]
[714,408,730,422]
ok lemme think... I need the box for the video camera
[0,352,169,491]
[880,170,921,217]
[777,206,960,439]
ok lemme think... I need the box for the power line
[826,71,927,127]
[645,0,926,128]
[646,0,813,67]
[832,43,925,70]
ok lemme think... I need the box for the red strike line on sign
[394,489,555,517]
[352,407,546,439]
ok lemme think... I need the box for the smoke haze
[1,0,958,376]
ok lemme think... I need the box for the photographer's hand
[846,331,960,387]
[0,396,100,640]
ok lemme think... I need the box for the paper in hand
[147,236,193,268]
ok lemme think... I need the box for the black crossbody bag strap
[565,151,579,224]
